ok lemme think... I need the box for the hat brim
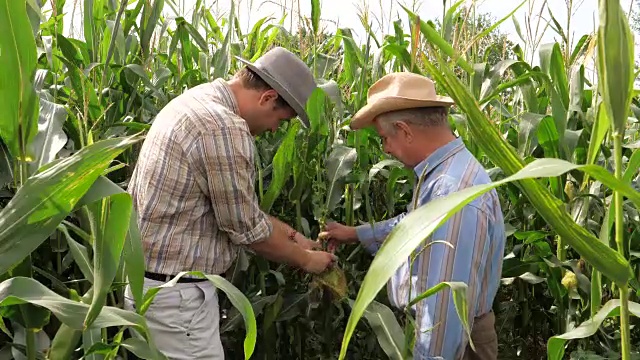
[350,96,455,130]
[234,56,310,127]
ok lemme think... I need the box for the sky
[57,0,637,72]
[219,0,635,46]
[59,0,635,45]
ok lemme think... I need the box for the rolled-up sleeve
[190,125,272,245]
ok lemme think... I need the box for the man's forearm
[356,212,407,254]
[247,216,309,269]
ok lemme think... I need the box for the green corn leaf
[29,95,68,173]
[138,271,256,360]
[83,327,103,360]
[597,0,635,135]
[548,299,640,360]
[623,149,640,183]
[212,0,234,79]
[140,0,165,59]
[338,157,635,359]
[401,5,473,74]
[83,0,96,60]
[407,281,472,350]
[347,299,407,360]
[73,175,147,314]
[0,0,39,161]
[58,224,95,281]
[442,0,465,42]
[83,193,132,329]
[0,135,141,275]
[325,144,358,213]
[310,0,320,36]
[181,18,209,54]
[0,277,165,359]
[0,140,12,186]
[420,51,633,284]
[120,337,169,359]
[261,122,300,212]
[0,277,144,333]
[587,102,611,167]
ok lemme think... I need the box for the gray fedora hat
[235,47,317,127]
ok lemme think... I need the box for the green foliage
[2,1,640,360]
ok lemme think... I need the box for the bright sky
[234,0,633,44]
[60,1,635,44]
[58,0,637,71]
[193,0,635,47]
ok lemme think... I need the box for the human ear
[396,121,413,143]
[259,89,278,106]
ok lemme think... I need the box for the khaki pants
[124,277,224,360]
[462,311,498,360]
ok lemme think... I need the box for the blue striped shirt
[355,137,505,359]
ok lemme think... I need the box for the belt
[144,271,207,283]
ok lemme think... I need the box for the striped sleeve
[355,213,407,254]
[189,125,272,245]
[412,187,492,359]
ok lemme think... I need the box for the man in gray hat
[124,47,337,359]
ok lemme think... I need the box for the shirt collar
[413,137,465,179]
[211,78,241,116]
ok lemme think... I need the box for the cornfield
[1,0,640,359]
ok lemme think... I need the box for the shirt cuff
[356,223,382,254]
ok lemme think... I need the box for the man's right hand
[301,250,337,274]
[318,222,358,244]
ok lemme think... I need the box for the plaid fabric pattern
[127,79,272,276]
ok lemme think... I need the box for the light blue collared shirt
[356,137,505,359]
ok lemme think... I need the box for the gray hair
[376,106,449,134]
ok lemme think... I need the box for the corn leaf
[338,157,635,359]
[28,95,68,173]
[325,145,357,212]
[401,5,472,74]
[0,135,141,275]
[596,0,635,134]
[73,175,147,314]
[261,122,300,212]
[420,51,633,284]
[138,271,257,360]
[587,102,611,167]
[83,193,132,329]
[347,299,407,360]
[0,277,144,333]
[310,0,320,36]
[0,140,13,186]
[548,299,640,360]
[140,0,164,58]
[58,224,94,281]
[0,0,39,160]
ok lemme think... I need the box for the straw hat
[235,47,318,127]
[350,72,454,130]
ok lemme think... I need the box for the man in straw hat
[321,72,505,360]
[125,47,337,359]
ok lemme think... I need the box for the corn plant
[3,0,640,359]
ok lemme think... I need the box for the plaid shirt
[128,79,273,276]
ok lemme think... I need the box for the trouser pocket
[179,282,223,359]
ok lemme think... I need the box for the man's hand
[319,222,359,244]
[301,250,337,274]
